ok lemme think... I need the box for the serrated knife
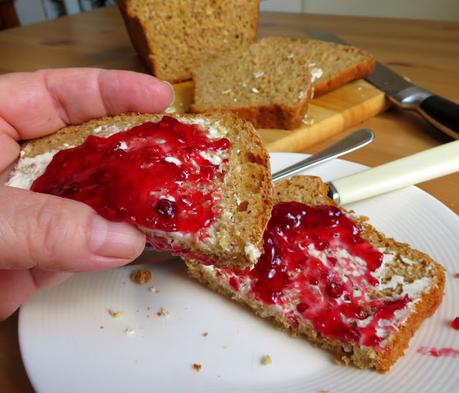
[306,30,459,140]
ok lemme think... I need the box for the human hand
[0,68,174,319]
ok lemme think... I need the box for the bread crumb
[99,325,104,329]
[148,287,160,293]
[453,273,459,278]
[318,390,330,393]
[192,363,202,372]
[131,268,152,284]
[157,307,169,317]
[108,309,123,318]
[124,328,135,336]
[302,115,315,126]
[261,354,272,365]
[202,332,208,337]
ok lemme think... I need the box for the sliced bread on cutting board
[191,37,374,129]
[6,112,273,269]
[117,0,260,83]
[191,37,313,130]
[300,38,375,97]
[186,176,445,372]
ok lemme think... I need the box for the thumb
[0,186,146,271]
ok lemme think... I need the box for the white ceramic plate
[19,153,459,393]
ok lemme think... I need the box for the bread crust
[186,176,445,371]
[10,112,273,270]
[313,52,375,97]
[117,0,260,83]
[193,99,310,130]
[117,0,157,75]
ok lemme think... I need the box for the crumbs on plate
[260,355,272,366]
[156,307,169,317]
[108,309,123,318]
[192,363,202,372]
[131,268,152,284]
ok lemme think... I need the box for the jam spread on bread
[31,116,230,235]
[222,202,411,348]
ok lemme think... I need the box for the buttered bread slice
[186,176,445,371]
[6,112,273,269]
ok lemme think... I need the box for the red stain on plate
[451,317,459,330]
[417,346,459,358]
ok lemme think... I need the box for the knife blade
[305,30,459,140]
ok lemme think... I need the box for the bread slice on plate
[300,39,375,97]
[186,176,445,371]
[191,36,313,130]
[117,0,260,83]
[6,112,273,269]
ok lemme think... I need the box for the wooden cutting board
[169,80,387,152]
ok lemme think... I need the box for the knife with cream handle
[327,140,459,205]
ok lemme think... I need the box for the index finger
[0,68,174,169]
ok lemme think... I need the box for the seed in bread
[186,176,445,372]
[192,37,313,130]
[117,0,260,83]
[6,112,273,269]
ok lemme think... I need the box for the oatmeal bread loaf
[186,176,445,371]
[191,37,313,130]
[117,0,260,83]
[6,112,273,269]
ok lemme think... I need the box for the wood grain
[0,6,458,393]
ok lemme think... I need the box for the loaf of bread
[117,0,260,83]
[300,39,375,97]
[191,37,313,130]
[186,176,445,371]
[6,112,273,269]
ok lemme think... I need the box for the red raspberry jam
[31,116,231,238]
[451,317,459,330]
[222,202,411,348]
[417,346,459,357]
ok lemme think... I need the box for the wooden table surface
[0,6,458,393]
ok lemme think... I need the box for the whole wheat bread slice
[6,112,273,269]
[191,37,313,130]
[299,39,375,97]
[117,0,260,83]
[186,176,445,371]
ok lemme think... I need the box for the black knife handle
[418,95,459,139]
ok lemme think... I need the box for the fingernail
[89,215,145,260]
[162,80,176,106]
